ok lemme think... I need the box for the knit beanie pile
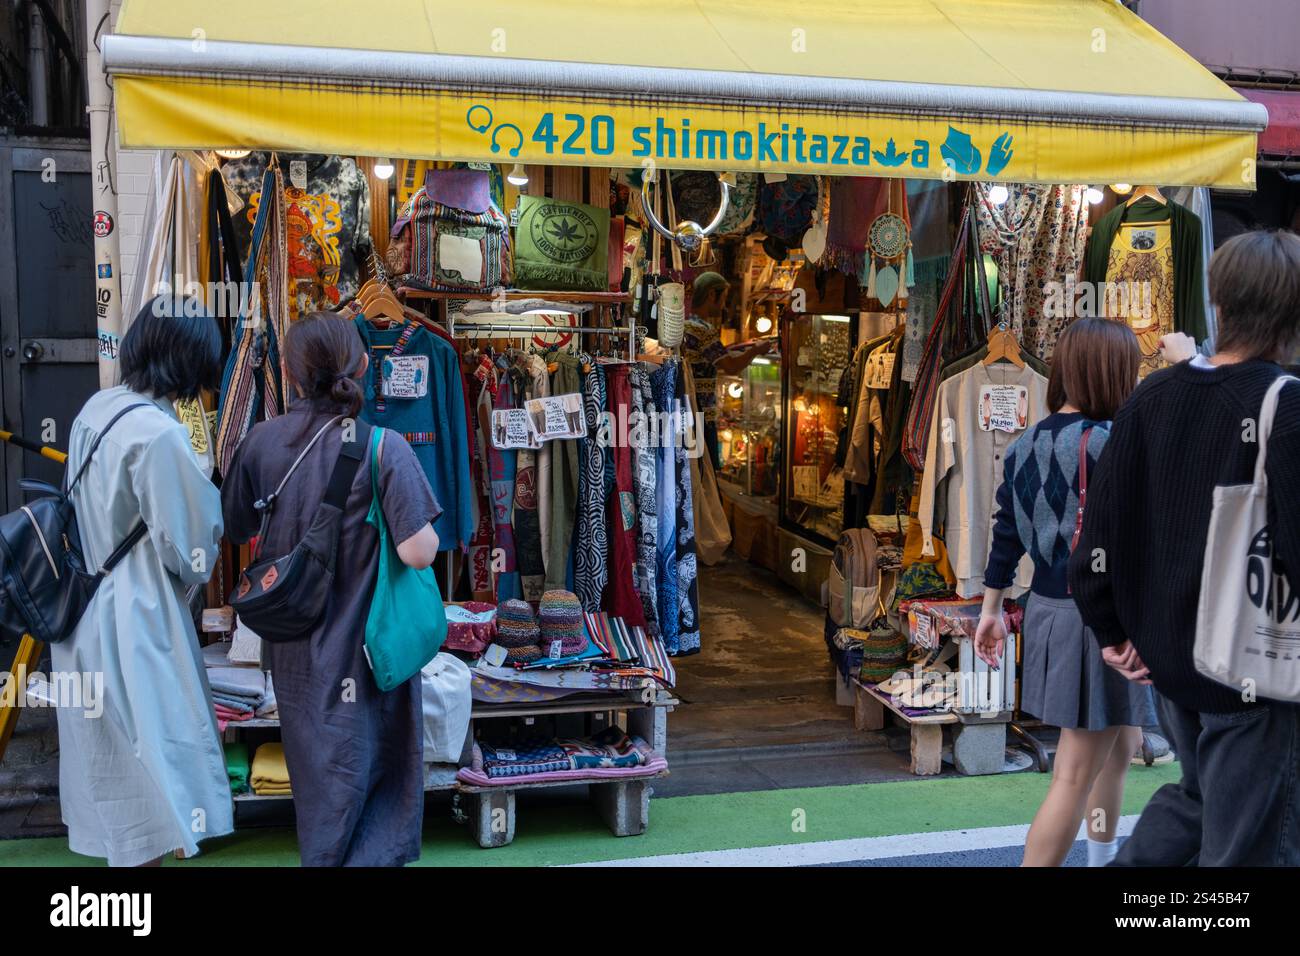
[495,599,540,648]
[538,590,588,657]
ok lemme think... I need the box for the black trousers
[1114,692,1300,866]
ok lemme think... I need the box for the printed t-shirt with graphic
[222,152,372,320]
[1104,220,1175,378]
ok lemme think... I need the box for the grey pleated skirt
[1021,594,1156,731]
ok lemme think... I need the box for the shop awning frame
[105,35,1264,134]
[102,0,1268,189]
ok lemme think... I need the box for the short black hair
[120,296,223,401]
[1211,230,1300,362]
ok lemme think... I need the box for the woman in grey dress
[976,319,1156,867]
[222,313,441,866]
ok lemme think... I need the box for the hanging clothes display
[601,363,647,626]
[671,362,701,654]
[629,363,660,636]
[354,316,474,551]
[215,163,289,476]
[1166,185,1219,353]
[513,360,547,604]
[976,183,1089,362]
[917,359,1048,598]
[823,177,885,276]
[223,152,373,318]
[572,362,609,611]
[1082,195,1207,355]
[546,353,584,592]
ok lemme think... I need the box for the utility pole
[84,0,122,389]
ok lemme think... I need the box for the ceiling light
[755,315,773,334]
[1084,186,1105,205]
[987,184,1010,205]
[373,159,395,180]
[215,149,250,160]
[507,163,529,186]
[1111,183,1133,195]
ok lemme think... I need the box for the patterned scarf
[572,361,608,611]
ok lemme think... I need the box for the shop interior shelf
[399,288,632,305]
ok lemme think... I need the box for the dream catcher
[862,180,914,308]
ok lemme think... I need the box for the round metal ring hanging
[640,170,732,253]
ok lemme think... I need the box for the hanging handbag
[1194,376,1300,702]
[230,416,368,643]
[363,428,447,692]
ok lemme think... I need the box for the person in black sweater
[1069,230,1300,866]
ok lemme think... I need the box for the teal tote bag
[364,428,447,691]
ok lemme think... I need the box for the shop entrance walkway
[659,554,914,796]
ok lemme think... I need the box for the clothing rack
[446,309,637,358]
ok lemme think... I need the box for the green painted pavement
[0,763,1179,867]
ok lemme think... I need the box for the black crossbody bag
[231,417,370,643]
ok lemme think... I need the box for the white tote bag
[420,653,472,764]
[1194,375,1300,701]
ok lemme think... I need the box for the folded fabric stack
[250,742,291,796]
[206,663,277,729]
[458,728,666,787]
[224,741,250,795]
[538,589,587,659]
[495,599,542,663]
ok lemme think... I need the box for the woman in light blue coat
[54,298,228,866]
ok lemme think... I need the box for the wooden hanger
[983,322,1025,369]
[363,289,405,326]
[1126,185,1167,207]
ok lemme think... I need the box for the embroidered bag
[390,169,510,293]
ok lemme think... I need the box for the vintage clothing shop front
[99,0,1263,845]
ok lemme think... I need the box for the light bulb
[507,163,529,186]
[373,159,395,180]
[727,382,745,398]
[987,184,1010,206]
[755,315,773,334]
[1084,186,1105,206]
[215,149,250,160]
[1111,183,1133,195]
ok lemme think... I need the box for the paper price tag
[289,160,308,190]
[548,640,563,659]
[978,384,1029,433]
[483,644,508,667]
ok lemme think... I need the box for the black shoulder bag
[0,403,151,646]
[231,416,371,643]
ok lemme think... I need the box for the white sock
[1087,837,1118,867]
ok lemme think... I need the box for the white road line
[566,815,1141,867]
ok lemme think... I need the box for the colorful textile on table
[477,727,649,779]
[514,195,610,292]
[844,626,909,683]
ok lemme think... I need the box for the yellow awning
[105,0,1265,189]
